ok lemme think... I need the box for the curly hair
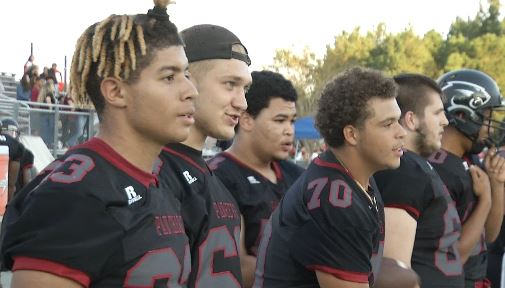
[316,67,398,148]
[245,70,297,118]
[69,0,182,116]
[393,73,443,118]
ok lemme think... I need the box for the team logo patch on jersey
[247,176,260,184]
[125,186,142,205]
[183,171,197,184]
[462,161,470,171]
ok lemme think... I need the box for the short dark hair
[245,70,297,118]
[393,73,443,118]
[316,67,398,148]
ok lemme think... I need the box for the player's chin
[273,150,290,161]
[164,127,191,144]
[212,126,236,141]
[384,157,401,170]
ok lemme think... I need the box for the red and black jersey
[0,133,24,161]
[15,147,34,191]
[208,152,304,256]
[374,150,464,288]
[429,149,487,286]
[1,138,191,288]
[157,143,243,288]
[253,150,385,288]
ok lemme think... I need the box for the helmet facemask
[480,107,505,147]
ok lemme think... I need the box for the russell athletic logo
[125,186,142,205]
[183,171,197,184]
[247,176,260,184]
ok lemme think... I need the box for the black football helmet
[1,118,19,139]
[438,69,505,153]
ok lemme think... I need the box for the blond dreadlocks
[69,0,181,115]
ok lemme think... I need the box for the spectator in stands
[30,76,41,103]
[39,66,50,81]
[16,73,31,101]
[23,55,34,74]
[27,76,43,138]
[49,63,63,95]
[48,63,61,83]
[37,79,57,148]
[60,92,85,148]
[27,65,39,80]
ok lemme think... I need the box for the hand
[484,147,505,183]
[470,164,491,199]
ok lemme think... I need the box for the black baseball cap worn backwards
[181,24,251,66]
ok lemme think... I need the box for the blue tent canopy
[295,116,320,140]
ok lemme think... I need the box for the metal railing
[0,98,98,157]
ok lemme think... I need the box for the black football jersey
[157,143,243,288]
[0,133,24,161]
[15,148,34,191]
[429,149,487,286]
[208,152,304,256]
[1,138,191,288]
[487,216,505,287]
[253,150,385,288]
[374,150,464,288]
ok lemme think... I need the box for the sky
[0,0,500,81]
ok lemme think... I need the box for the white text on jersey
[183,171,197,184]
[125,186,142,205]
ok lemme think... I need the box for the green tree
[367,27,439,77]
[269,0,505,116]
[270,47,319,116]
[466,33,505,91]
[448,0,502,39]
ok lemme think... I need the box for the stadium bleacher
[0,72,17,99]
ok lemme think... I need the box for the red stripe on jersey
[306,265,369,283]
[272,161,283,181]
[221,152,284,182]
[13,256,91,287]
[385,204,420,220]
[162,147,207,174]
[75,137,157,188]
[313,157,350,177]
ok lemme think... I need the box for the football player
[0,119,23,199]
[1,1,197,287]
[429,69,505,288]
[156,24,252,287]
[254,67,406,287]
[208,70,304,287]
[1,118,34,192]
[374,73,464,287]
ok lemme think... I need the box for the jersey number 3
[49,154,95,184]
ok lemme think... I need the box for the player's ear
[238,112,254,132]
[402,110,418,131]
[343,124,359,146]
[100,77,127,109]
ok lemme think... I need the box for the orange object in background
[0,146,9,215]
